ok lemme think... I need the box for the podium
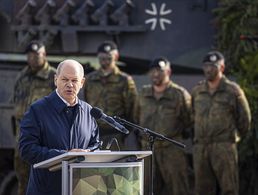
[34,151,152,195]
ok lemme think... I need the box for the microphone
[90,107,129,134]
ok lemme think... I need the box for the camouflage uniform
[135,81,191,195]
[191,76,251,195]
[84,66,138,150]
[12,62,56,195]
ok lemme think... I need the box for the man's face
[55,64,85,105]
[149,67,169,86]
[27,47,46,72]
[202,63,220,81]
[97,52,115,69]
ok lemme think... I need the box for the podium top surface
[33,150,152,169]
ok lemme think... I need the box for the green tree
[214,0,258,194]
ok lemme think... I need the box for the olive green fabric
[191,76,251,195]
[193,142,238,195]
[135,82,191,147]
[84,66,138,150]
[192,76,251,143]
[135,81,191,195]
[12,62,56,195]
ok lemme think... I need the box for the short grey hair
[56,59,84,77]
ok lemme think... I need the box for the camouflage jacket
[84,66,137,133]
[12,62,56,123]
[191,76,251,144]
[135,81,191,148]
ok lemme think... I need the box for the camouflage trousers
[14,147,30,195]
[153,145,190,195]
[193,142,239,195]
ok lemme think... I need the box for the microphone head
[90,107,103,119]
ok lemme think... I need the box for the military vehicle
[0,0,217,194]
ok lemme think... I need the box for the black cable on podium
[114,116,186,195]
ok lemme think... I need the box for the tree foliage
[214,0,258,194]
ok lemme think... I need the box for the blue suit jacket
[19,91,99,195]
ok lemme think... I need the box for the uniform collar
[92,66,121,82]
[26,61,52,79]
[200,75,228,93]
[216,76,228,91]
[142,81,175,98]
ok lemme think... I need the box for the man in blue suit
[19,59,100,195]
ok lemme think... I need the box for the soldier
[191,51,251,195]
[12,40,56,195]
[84,40,138,150]
[135,57,191,195]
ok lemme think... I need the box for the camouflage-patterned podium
[33,151,152,195]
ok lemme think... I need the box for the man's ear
[220,63,225,73]
[114,51,119,61]
[80,77,86,88]
[167,68,172,77]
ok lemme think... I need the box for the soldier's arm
[180,89,191,127]
[10,75,21,104]
[10,66,28,104]
[189,87,198,140]
[133,94,140,124]
[133,92,148,150]
[179,88,192,138]
[123,76,138,122]
[235,87,251,138]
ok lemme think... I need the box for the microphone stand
[114,116,185,195]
